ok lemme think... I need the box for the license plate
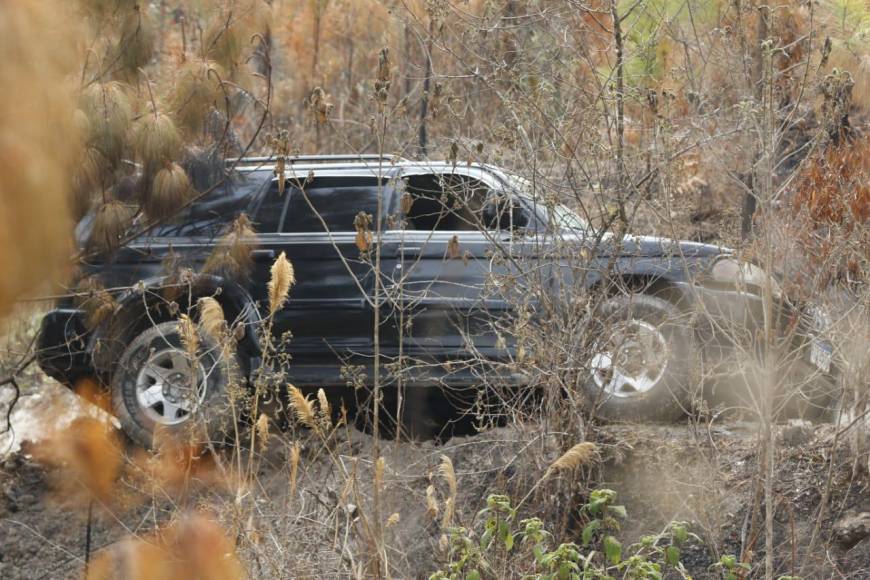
[810,339,832,373]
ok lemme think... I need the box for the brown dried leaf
[447,235,461,259]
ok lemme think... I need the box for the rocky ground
[1,383,869,578]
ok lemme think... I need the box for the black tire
[111,321,242,448]
[581,294,695,421]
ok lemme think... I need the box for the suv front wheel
[581,294,695,421]
[111,320,240,448]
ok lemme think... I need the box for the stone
[779,419,814,447]
[834,512,870,548]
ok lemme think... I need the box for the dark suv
[38,155,837,445]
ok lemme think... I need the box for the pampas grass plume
[146,162,191,221]
[117,5,155,74]
[547,442,598,475]
[80,81,131,164]
[88,199,134,252]
[267,252,295,315]
[171,59,223,134]
[287,385,317,430]
[134,112,181,171]
[197,296,226,341]
[438,455,457,498]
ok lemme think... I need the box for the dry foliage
[74,276,118,330]
[204,214,258,279]
[31,417,123,505]
[794,136,870,227]
[133,113,182,172]
[178,313,200,359]
[86,513,244,580]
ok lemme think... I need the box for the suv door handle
[250,249,276,263]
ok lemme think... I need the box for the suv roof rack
[226,154,410,166]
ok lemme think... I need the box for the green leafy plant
[431,490,698,580]
[711,554,752,580]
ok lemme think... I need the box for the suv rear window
[254,176,390,233]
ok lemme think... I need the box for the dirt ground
[1,383,869,579]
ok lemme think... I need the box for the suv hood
[614,234,732,259]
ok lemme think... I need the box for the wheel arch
[88,274,262,379]
[591,270,695,312]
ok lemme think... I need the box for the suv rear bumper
[36,308,93,386]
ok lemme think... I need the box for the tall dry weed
[0,2,81,319]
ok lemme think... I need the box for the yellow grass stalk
[438,455,457,498]
[425,485,439,519]
[316,388,332,431]
[255,413,270,450]
[178,313,199,360]
[289,442,301,497]
[374,456,385,491]
[267,252,295,315]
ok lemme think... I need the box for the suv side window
[251,184,289,233]
[403,174,488,231]
[283,176,385,233]
[253,176,388,233]
[402,173,531,232]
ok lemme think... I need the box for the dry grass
[178,313,199,360]
[116,5,156,77]
[79,82,131,166]
[547,442,599,475]
[86,513,244,580]
[74,276,118,330]
[287,384,317,430]
[267,251,295,315]
[197,296,226,342]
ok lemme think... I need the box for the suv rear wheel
[111,321,240,448]
[582,294,695,421]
